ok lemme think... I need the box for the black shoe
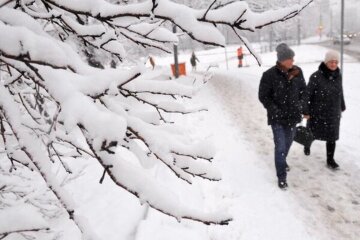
[278,180,288,190]
[285,163,290,172]
[304,146,310,156]
[327,159,339,170]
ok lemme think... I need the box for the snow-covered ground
[64,44,360,240]
[195,45,360,240]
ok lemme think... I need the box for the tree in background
[0,0,312,239]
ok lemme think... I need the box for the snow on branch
[1,0,312,65]
[0,205,49,238]
[41,0,313,61]
[0,0,313,238]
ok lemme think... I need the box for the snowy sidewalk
[192,74,318,240]
[198,60,360,240]
[107,44,360,240]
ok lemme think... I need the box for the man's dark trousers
[271,123,296,181]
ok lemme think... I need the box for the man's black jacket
[258,64,307,126]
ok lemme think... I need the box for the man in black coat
[304,50,346,169]
[259,43,307,190]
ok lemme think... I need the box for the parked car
[333,35,351,45]
[345,32,357,39]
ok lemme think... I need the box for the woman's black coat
[259,64,307,127]
[306,62,346,141]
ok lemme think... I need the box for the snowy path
[203,68,360,240]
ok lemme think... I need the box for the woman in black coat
[304,50,346,169]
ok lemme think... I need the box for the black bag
[294,126,314,147]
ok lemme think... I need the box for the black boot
[327,158,339,169]
[278,180,288,190]
[304,146,310,156]
[326,141,338,169]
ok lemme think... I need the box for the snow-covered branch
[40,0,312,61]
[0,0,314,238]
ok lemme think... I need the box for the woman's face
[326,60,339,71]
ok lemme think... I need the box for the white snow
[2,33,360,238]
[3,1,354,239]
[0,205,48,233]
[72,43,359,240]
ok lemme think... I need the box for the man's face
[326,60,338,71]
[280,58,294,70]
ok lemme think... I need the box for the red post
[171,62,186,76]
